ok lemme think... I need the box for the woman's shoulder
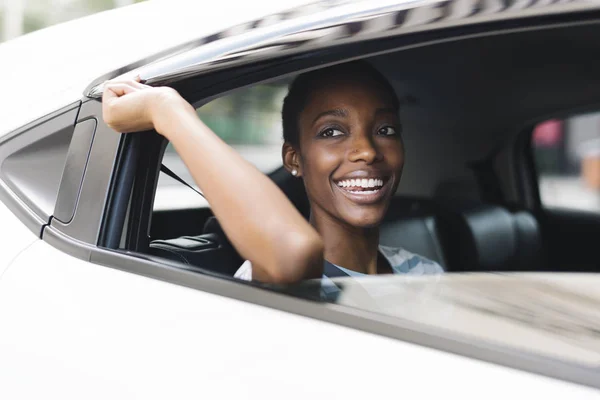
[378,245,444,275]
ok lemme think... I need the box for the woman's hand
[102,77,195,137]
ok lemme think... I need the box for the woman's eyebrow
[312,108,348,125]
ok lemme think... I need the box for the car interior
[107,17,600,282]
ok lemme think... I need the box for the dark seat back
[149,191,544,275]
[148,217,242,275]
[437,204,544,271]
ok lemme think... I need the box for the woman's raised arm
[102,79,323,283]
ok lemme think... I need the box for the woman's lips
[332,177,392,205]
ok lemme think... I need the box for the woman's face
[292,77,404,229]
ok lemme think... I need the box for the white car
[1,0,600,398]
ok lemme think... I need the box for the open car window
[154,83,288,211]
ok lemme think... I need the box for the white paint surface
[0,200,38,277]
[0,240,597,398]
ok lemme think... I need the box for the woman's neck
[309,211,380,274]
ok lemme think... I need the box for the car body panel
[0,202,37,277]
[0,239,598,399]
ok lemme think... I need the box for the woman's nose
[347,133,382,164]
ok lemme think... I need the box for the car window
[532,112,600,213]
[154,83,288,211]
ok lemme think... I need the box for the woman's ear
[282,142,302,177]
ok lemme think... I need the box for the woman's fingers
[112,79,149,90]
[101,79,188,135]
[104,82,140,98]
[102,83,139,130]
[103,76,149,102]
[102,81,157,134]
[106,75,150,90]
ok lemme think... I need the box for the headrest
[512,211,544,270]
[438,204,542,271]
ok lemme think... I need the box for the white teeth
[349,190,378,194]
[336,178,385,189]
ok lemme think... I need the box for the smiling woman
[281,62,404,231]
[102,60,442,286]
[237,61,442,281]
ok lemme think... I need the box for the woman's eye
[319,128,344,137]
[377,126,397,136]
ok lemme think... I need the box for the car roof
[2,0,598,138]
[0,0,311,137]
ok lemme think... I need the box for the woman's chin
[342,210,386,229]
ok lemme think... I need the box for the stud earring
[291,169,298,176]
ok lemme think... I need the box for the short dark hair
[281,61,399,147]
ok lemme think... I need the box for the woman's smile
[332,173,393,205]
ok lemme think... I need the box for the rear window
[532,112,600,213]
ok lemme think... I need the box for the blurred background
[0,0,145,43]
[533,114,600,212]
